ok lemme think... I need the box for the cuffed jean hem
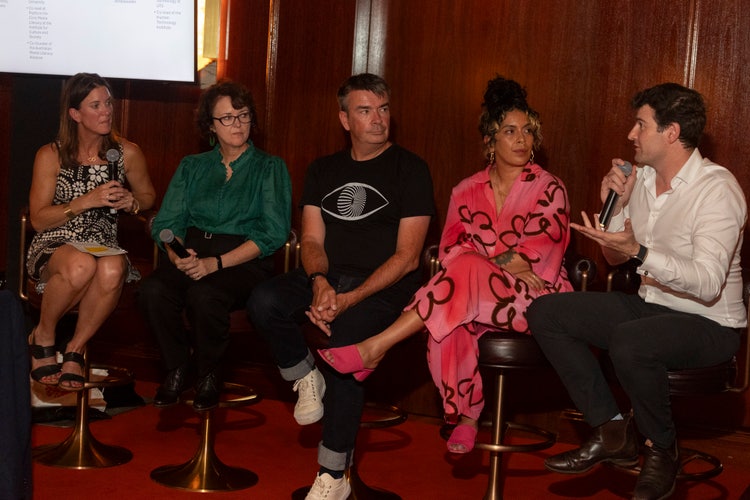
[279,350,316,382]
[318,442,352,471]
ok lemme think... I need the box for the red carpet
[31,381,750,499]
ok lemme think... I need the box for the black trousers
[138,230,273,379]
[527,291,740,448]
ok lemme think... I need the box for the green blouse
[152,142,292,258]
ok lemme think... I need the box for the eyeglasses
[212,112,252,126]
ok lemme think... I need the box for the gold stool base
[33,431,133,469]
[33,363,134,469]
[150,452,258,492]
[151,383,259,492]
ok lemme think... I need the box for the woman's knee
[95,257,127,289]
[56,252,98,288]
[185,283,233,314]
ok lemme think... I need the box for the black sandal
[58,351,86,391]
[29,331,61,385]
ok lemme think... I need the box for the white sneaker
[293,367,325,425]
[305,472,351,500]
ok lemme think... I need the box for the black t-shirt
[301,144,435,293]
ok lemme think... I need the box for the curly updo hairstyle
[479,76,542,151]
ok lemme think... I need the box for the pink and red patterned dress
[406,163,572,423]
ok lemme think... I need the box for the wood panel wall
[1,0,749,427]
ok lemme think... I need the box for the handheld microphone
[159,229,191,259]
[598,161,633,230]
[105,148,120,214]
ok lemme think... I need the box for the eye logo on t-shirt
[321,182,389,221]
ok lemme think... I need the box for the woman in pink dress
[319,76,572,453]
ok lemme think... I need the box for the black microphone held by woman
[159,229,190,259]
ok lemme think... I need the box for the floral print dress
[26,145,129,288]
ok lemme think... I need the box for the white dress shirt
[609,149,747,328]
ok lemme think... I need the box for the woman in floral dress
[26,72,155,390]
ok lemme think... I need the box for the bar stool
[150,382,261,492]
[32,351,135,468]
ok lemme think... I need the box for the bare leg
[321,309,426,370]
[35,246,126,388]
[32,246,95,384]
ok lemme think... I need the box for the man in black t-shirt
[248,73,434,500]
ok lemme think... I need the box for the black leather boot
[153,365,188,408]
[545,414,639,474]
[632,440,679,500]
[193,371,221,412]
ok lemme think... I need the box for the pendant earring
[209,134,216,147]
[529,150,535,164]
[488,151,495,166]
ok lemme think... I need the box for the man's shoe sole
[545,455,639,474]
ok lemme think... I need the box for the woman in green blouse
[138,80,292,411]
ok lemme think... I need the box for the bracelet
[130,198,140,215]
[63,203,75,221]
[308,272,327,286]
[216,255,223,270]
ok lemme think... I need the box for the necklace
[81,150,99,163]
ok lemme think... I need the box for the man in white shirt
[528,83,747,500]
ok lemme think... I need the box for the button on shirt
[608,149,747,328]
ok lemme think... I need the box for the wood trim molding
[352,0,388,76]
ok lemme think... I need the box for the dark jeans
[527,291,741,448]
[247,267,412,471]
[138,246,272,379]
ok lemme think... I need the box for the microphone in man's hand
[159,229,191,259]
[105,148,120,214]
[598,161,633,230]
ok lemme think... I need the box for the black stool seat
[479,330,550,369]
[667,358,737,396]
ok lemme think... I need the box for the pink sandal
[447,424,478,454]
[318,345,374,382]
